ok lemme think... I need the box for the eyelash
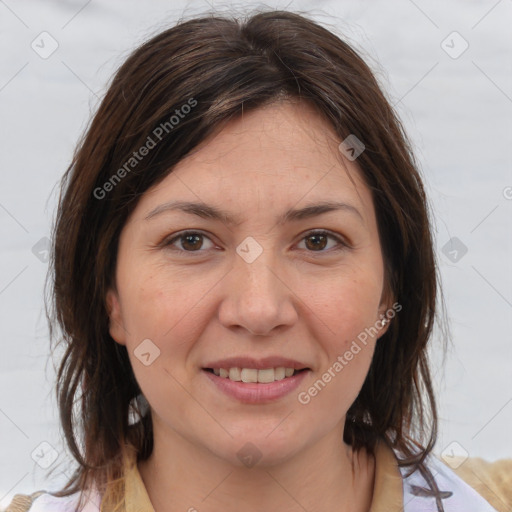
[162,229,349,256]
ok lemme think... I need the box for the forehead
[133,101,373,224]
[177,100,348,178]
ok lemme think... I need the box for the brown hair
[46,9,448,510]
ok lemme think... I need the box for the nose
[217,247,298,337]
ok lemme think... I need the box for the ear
[376,284,395,339]
[106,287,127,346]
[376,306,392,338]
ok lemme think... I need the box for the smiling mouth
[203,367,309,383]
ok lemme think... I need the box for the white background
[1,0,511,507]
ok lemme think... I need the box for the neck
[138,422,375,512]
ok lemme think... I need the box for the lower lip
[203,369,309,404]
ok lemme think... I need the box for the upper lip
[203,356,310,370]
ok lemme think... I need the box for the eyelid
[161,230,218,253]
[295,229,350,252]
[161,229,351,254]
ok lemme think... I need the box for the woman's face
[107,100,391,467]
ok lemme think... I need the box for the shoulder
[3,492,45,512]
[399,452,512,512]
[3,489,101,512]
[449,455,512,512]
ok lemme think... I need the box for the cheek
[118,266,217,400]
[297,345,374,436]
[120,273,203,418]
[297,269,382,408]
[119,265,206,341]
[304,270,383,343]
[296,326,377,422]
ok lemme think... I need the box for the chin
[205,431,305,469]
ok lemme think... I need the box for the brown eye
[164,231,215,252]
[304,233,328,251]
[298,230,347,253]
[181,233,203,251]
[163,229,348,256]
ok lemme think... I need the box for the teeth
[257,368,274,383]
[229,368,242,381]
[212,366,299,383]
[241,368,258,383]
[274,367,286,380]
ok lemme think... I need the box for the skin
[107,100,391,512]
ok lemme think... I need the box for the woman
[6,9,511,512]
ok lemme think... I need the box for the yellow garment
[5,441,512,511]
[108,441,512,512]
[446,455,512,512]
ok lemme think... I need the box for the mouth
[203,367,309,383]
[202,365,310,403]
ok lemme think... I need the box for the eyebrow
[144,200,363,225]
